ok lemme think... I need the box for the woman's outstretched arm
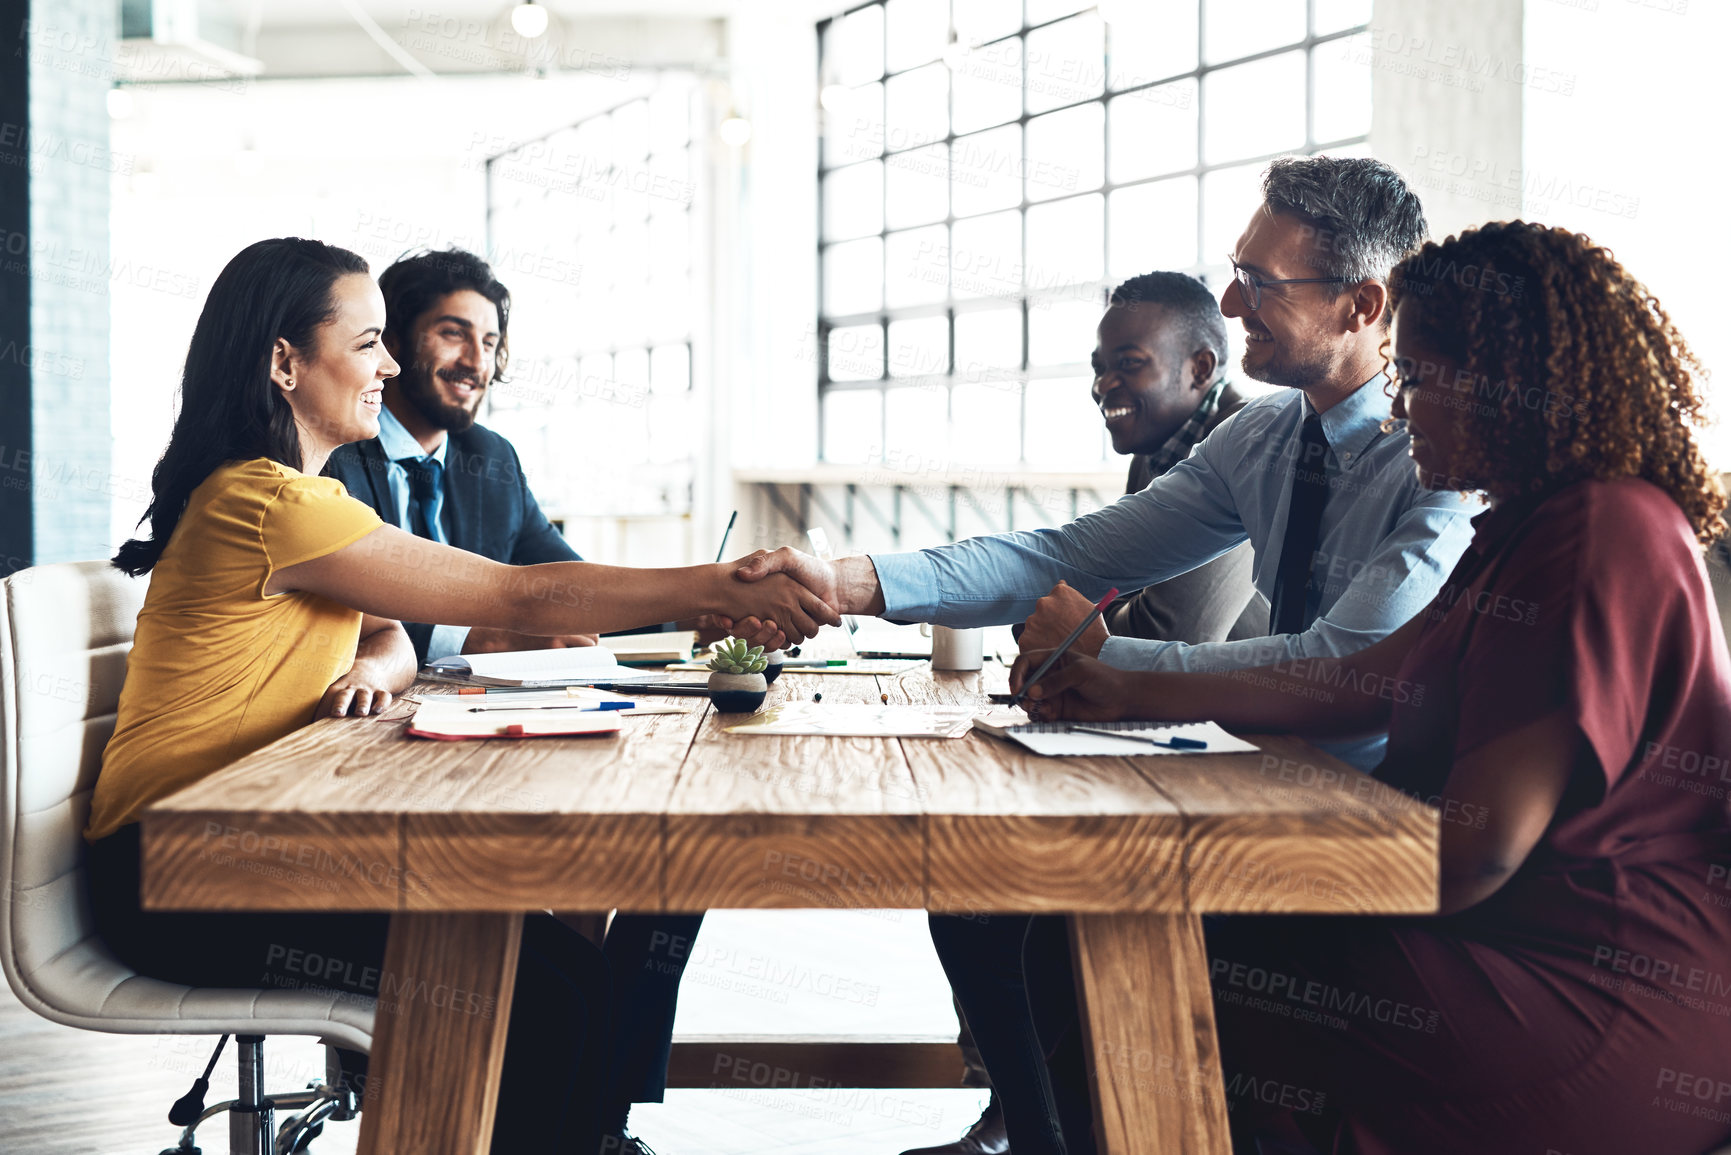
[1016,612,1427,740]
[268,525,840,644]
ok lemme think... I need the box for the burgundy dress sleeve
[1450,481,1704,798]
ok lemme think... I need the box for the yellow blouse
[87,459,383,841]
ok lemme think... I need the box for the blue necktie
[398,457,444,543]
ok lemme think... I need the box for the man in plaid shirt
[901,269,1260,1155]
[1094,271,1263,647]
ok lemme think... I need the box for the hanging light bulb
[718,114,753,147]
[510,0,549,38]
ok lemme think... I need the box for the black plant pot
[709,688,768,712]
[707,672,769,713]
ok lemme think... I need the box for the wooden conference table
[139,655,1437,1155]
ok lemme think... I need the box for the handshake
[708,547,881,651]
[710,551,1120,721]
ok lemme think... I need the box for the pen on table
[779,658,848,668]
[589,681,712,696]
[468,701,636,713]
[1069,725,1207,750]
[714,510,739,563]
[1009,588,1120,708]
[455,685,591,696]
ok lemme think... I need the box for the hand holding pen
[1014,651,1146,723]
[1009,587,1119,709]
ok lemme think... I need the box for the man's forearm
[836,556,886,616]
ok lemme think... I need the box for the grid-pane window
[485,78,701,520]
[817,1,1370,468]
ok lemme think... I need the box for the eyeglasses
[1229,256,1351,311]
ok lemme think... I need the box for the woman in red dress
[1021,222,1731,1154]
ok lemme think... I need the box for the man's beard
[1240,337,1331,391]
[397,362,484,432]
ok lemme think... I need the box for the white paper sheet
[972,717,1259,757]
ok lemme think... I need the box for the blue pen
[468,700,636,713]
[1069,725,1207,751]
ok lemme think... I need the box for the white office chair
[0,561,374,1154]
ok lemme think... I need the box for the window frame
[483,78,703,518]
[815,0,1371,466]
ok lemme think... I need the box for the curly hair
[1387,221,1725,545]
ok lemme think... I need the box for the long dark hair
[114,238,370,576]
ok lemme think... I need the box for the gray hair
[1260,155,1429,285]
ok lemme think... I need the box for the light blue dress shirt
[375,407,469,661]
[870,377,1481,771]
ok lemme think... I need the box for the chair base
[156,1037,358,1155]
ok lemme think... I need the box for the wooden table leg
[1070,913,1230,1155]
[357,911,524,1155]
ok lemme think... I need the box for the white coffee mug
[922,623,984,671]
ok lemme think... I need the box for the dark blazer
[325,422,579,664]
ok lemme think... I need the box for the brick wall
[22,0,115,565]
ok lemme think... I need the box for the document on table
[425,646,671,687]
[407,698,625,740]
[972,713,1258,756]
[724,703,978,738]
[406,691,690,740]
[660,659,926,676]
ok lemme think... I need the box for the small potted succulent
[705,637,770,712]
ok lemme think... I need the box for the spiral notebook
[972,713,1258,757]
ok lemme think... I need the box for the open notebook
[425,646,669,687]
[973,713,1258,757]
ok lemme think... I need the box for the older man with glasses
[738,155,1481,1155]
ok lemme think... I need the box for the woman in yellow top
[87,237,838,1152]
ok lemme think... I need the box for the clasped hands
[715,547,849,651]
[727,552,1133,719]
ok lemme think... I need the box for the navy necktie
[1269,414,1330,635]
[398,456,443,541]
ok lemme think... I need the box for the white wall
[715,5,826,555]
[1371,0,1726,466]
[107,72,657,551]
[1369,0,1525,242]
[1523,0,1727,464]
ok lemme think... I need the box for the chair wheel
[158,1147,200,1155]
